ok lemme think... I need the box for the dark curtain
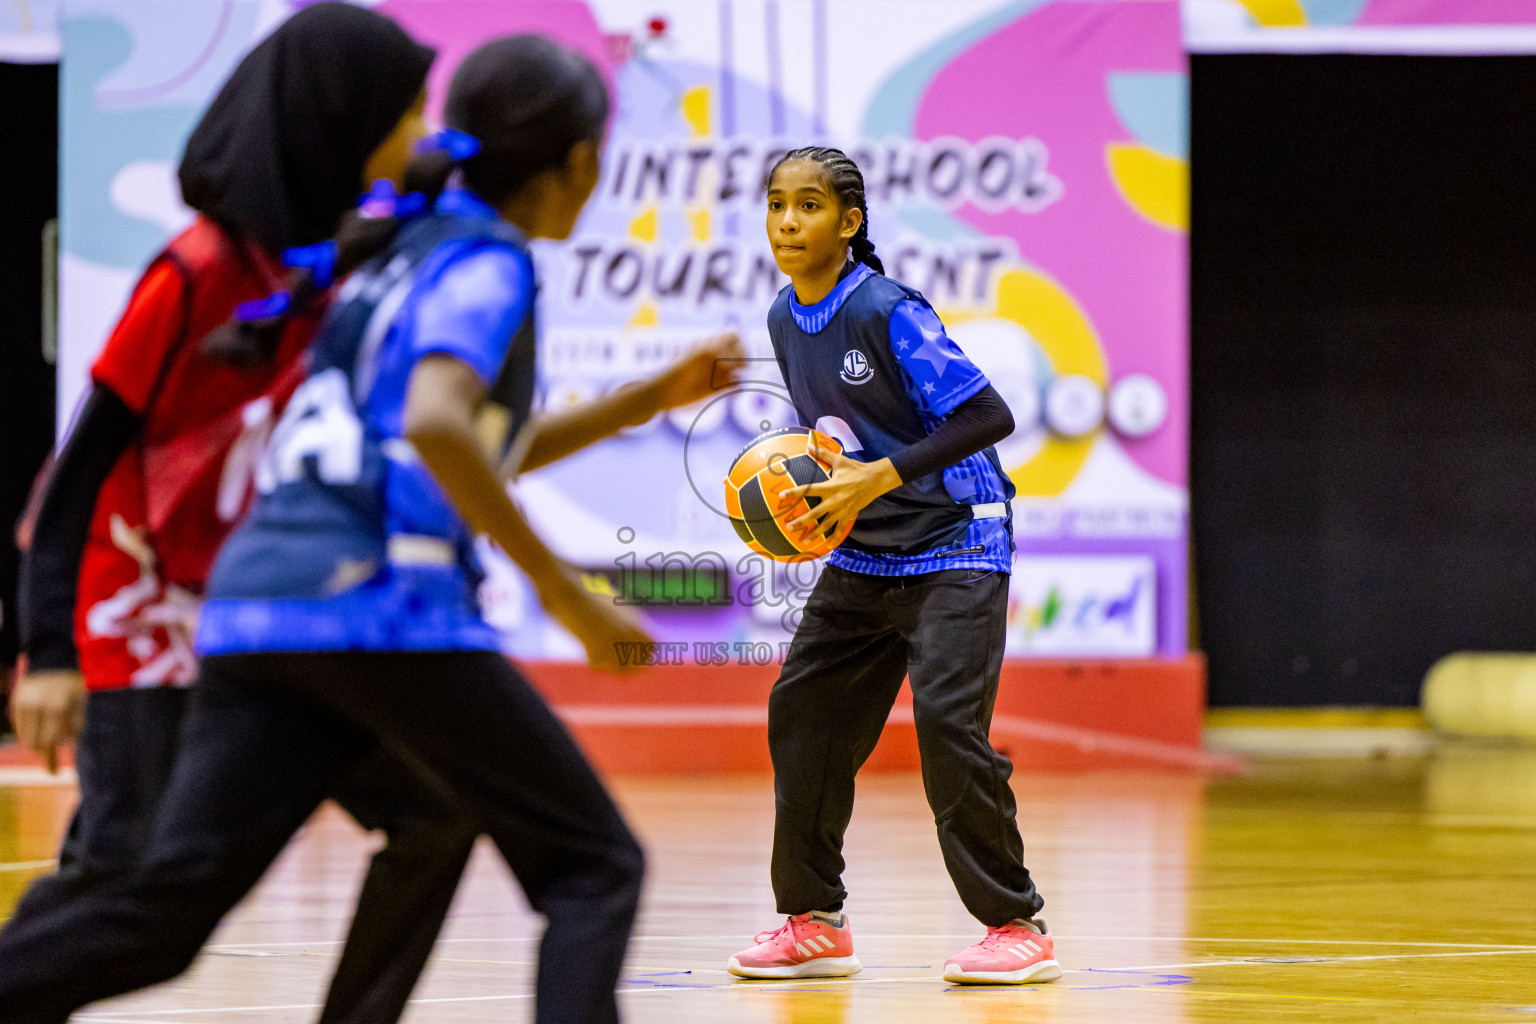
[0,62,60,728]
[1192,55,1536,705]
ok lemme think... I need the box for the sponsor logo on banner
[1006,556,1156,657]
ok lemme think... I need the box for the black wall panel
[1192,55,1536,705]
[0,62,59,694]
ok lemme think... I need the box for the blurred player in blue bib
[0,35,739,1024]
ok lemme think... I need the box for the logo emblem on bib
[840,349,873,385]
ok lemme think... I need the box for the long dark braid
[201,149,457,367]
[768,146,884,275]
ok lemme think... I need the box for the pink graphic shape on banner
[380,0,613,121]
[914,1,1187,487]
[1358,0,1536,25]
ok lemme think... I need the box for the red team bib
[77,218,320,688]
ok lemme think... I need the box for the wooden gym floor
[4,746,1536,1022]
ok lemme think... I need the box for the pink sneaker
[727,913,863,979]
[943,918,1063,985]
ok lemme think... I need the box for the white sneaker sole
[727,954,863,980]
[943,958,1063,985]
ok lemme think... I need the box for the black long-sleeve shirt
[888,384,1014,485]
[20,386,140,671]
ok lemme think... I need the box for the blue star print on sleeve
[887,298,989,418]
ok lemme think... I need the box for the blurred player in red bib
[6,8,483,1023]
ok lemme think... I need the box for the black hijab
[179,2,434,256]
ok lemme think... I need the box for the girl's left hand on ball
[782,435,902,541]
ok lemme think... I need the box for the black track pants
[768,565,1043,927]
[0,686,478,1024]
[0,651,643,1024]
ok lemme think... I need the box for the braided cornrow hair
[767,146,884,275]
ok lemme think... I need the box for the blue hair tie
[236,291,291,322]
[359,178,399,218]
[393,191,428,219]
[418,127,481,161]
[282,241,338,290]
[358,179,428,221]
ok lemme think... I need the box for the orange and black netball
[724,427,853,562]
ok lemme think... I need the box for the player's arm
[503,332,743,478]
[405,354,651,673]
[11,258,186,771]
[21,389,138,672]
[11,388,141,771]
[886,386,1013,483]
[25,259,187,674]
[404,250,652,671]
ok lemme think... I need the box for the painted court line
[990,713,1245,772]
[0,860,55,873]
[202,933,1536,951]
[80,987,692,1019]
[82,1004,324,1017]
[75,946,1536,1020]
[204,935,541,949]
[1109,947,1536,971]
[81,970,1157,1019]
[0,768,76,786]
[548,705,1242,772]
[1058,935,1536,950]
[76,979,937,1020]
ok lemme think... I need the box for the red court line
[551,704,1242,773]
[990,714,1245,774]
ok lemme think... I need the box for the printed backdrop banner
[58,0,1188,660]
[1186,0,1536,52]
[23,1,1536,61]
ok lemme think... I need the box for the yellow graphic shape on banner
[688,206,711,242]
[621,88,714,331]
[629,206,658,242]
[683,87,713,241]
[1107,142,1188,231]
[995,270,1106,386]
[996,269,1105,496]
[1231,0,1307,26]
[944,269,1107,498]
[628,302,659,328]
[681,85,711,136]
